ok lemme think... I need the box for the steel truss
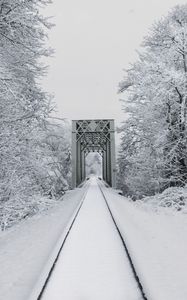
[72,119,116,188]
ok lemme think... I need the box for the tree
[0,1,71,230]
[118,5,187,198]
[41,120,71,196]
[86,152,102,177]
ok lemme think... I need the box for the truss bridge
[72,119,116,188]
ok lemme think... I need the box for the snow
[137,186,187,213]
[0,186,87,300]
[41,177,141,300]
[103,184,187,300]
[1,178,187,300]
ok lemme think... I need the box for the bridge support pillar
[102,151,107,182]
[72,122,77,189]
[110,121,116,188]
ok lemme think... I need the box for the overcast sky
[43,0,186,126]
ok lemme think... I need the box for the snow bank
[104,186,187,300]
[137,186,187,213]
[0,187,86,300]
[0,195,63,231]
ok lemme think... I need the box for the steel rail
[98,181,148,300]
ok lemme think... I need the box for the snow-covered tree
[86,152,102,177]
[41,120,71,196]
[0,1,71,230]
[118,5,187,198]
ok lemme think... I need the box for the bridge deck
[40,178,141,299]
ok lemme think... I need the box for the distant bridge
[71,119,116,188]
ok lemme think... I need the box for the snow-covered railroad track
[30,177,148,300]
[98,181,148,300]
[35,201,85,300]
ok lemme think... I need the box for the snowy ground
[1,178,187,300]
[41,178,141,300]
[103,185,187,300]
[0,186,87,300]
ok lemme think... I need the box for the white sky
[43,0,186,127]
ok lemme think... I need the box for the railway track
[29,178,148,300]
[28,184,89,300]
[97,180,148,300]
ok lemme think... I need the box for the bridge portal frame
[72,119,116,188]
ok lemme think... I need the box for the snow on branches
[0,1,71,230]
[118,5,187,199]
